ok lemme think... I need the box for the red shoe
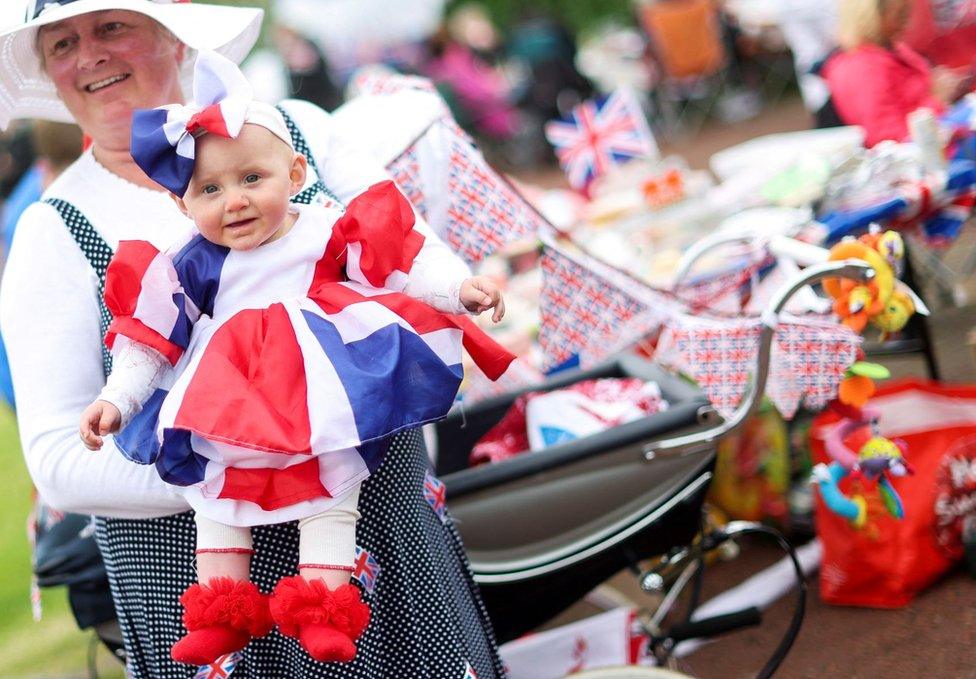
[269,576,370,663]
[171,578,273,665]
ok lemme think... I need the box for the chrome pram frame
[433,259,875,644]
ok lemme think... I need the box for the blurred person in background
[901,0,976,71]
[423,4,520,141]
[506,10,594,125]
[0,1,504,676]
[776,0,841,128]
[273,23,344,112]
[0,121,83,410]
[822,0,970,146]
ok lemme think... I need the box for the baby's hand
[79,400,122,451]
[460,276,506,323]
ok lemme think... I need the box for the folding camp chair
[637,0,729,139]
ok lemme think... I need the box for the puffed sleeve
[330,180,424,290]
[279,99,472,313]
[103,240,198,366]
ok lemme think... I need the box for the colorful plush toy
[823,228,906,334]
[813,405,912,530]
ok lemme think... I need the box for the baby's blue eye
[244,173,260,184]
[201,185,219,195]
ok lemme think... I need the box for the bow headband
[130,49,293,197]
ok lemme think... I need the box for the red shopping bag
[811,378,976,607]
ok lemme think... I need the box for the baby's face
[179,124,305,250]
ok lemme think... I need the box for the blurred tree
[446,0,635,36]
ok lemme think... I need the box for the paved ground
[519,95,976,678]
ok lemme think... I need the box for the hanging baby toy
[813,359,913,534]
[823,227,915,338]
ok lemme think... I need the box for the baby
[79,51,511,666]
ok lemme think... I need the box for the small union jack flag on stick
[194,652,241,679]
[544,88,658,192]
[352,546,381,595]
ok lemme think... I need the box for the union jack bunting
[539,241,672,370]
[387,147,429,220]
[194,652,241,679]
[352,546,381,595]
[462,661,479,679]
[656,318,761,418]
[656,316,860,419]
[444,130,547,264]
[768,321,860,418]
[675,255,774,313]
[423,470,448,521]
[544,88,658,191]
[351,70,440,98]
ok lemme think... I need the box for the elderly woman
[821,0,969,147]
[0,1,503,677]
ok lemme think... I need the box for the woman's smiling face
[38,10,185,142]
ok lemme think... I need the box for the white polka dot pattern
[95,430,506,678]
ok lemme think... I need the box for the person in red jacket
[901,0,976,71]
[823,0,969,146]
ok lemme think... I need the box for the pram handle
[643,259,874,461]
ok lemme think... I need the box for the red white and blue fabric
[818,158,976,245]
[538,242,673,371]
[351,70,440,99]
[194,652,240,679]
[655,316,860,419]
[106,182,514,526]
[352,546,381,595]
[544,89,657,191]
[462,661,479,679]
[387,147,429,220]
[442,125,546,264]
[423,470,448,521]
[130,49,253,197]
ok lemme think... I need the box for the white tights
[194,485,361,572]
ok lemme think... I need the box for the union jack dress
[105,181,513,526]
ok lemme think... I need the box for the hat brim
[0,0,263,129]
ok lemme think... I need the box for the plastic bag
[811,378,976,607]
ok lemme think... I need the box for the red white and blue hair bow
[131,49,291,197]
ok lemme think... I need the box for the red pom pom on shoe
[269,576,371,663]
[171,578,273,665]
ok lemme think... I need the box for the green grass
[0,405,123,678]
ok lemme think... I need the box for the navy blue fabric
[172,234,229,318]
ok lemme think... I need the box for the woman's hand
[79,400,122,451]
[459,276,506,323]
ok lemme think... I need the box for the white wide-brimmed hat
[0,0,264,130]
